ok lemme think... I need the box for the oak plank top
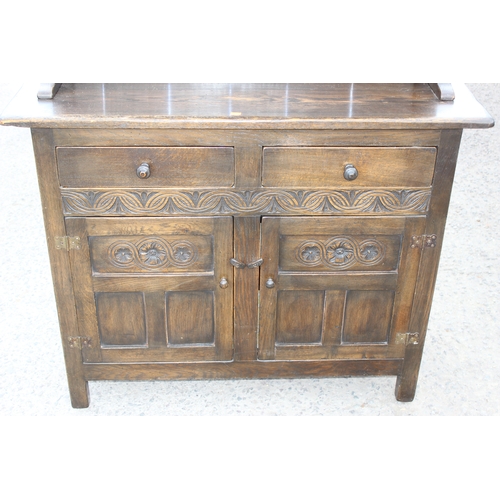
[0,83,494,129]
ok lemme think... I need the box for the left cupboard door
[65,217,233,363]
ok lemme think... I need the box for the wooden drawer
[56,146,235,188]
[262,147,436,188]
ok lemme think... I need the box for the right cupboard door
[258,216,426,361]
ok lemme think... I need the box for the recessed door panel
[166,291,215,345]
[342,290,395,344]
[96,292,147,346]
[276,290,324,344]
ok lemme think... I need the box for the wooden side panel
[96,292,147,346]
[31,129,90,408]
[396,129,464,401]
[166,291,215,345]
[262,147,437,187]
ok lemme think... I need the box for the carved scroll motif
[108,238,198,270]
[61,188,431,216]
[297,236,385,270]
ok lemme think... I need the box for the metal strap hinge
[411,234,437,249]
[68,337,92,349]
[395,332,420,346]
[55,236,81,251]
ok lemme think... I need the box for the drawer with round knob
[261,147,437,188]
[56,146,235,188]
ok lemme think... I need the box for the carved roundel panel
[108,238,198,270]
[297,236,385,270]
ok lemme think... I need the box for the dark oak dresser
[0,83,494,408]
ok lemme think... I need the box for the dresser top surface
[0,83,494,130]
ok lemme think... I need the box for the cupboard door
[258,216,425,360]
[65,217,233,363]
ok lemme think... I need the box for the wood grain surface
[2,84,492,406]
[0,83,494,129]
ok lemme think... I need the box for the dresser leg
[395,346,423,402]
[68,379,90,408]
[64,350,90,408]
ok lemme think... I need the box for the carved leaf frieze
[61,188,431,216]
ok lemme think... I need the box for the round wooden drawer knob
[343,164,358,181]
[137,163,151,179]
